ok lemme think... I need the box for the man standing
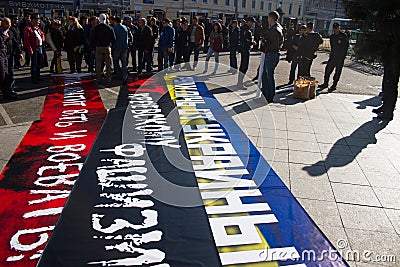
[137,18,154,75]
[228,20,240,73]
[175,19,190,69]
[188,17,205,70]
[83,16,96,73]
[10,15,22,69]
[237,17,255,88]
[23,13,44,84]
[318,23,349,92]
[158,18,175,71]
[297,21,323,77]
[260,11,283,102]
[288,24,307,84]
[123,16,138,72]
[149,18,158,68]
[111,16,132,84]
[93,13,115,84]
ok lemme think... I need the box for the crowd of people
[0,10,396,120]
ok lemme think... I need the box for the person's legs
[50,51,56,72]
[104,47,112,82]
[193,44,200,68]
[7,55,15,93]
[137,49,144,73]
[121,49,128,81]
[289,55,298,83]
[75,52,83,73]
[230,49,237,69]
[213,51,219,73]
[322,57,335,86]
[332,58,345,87]
[265,52,280,102]
[113,49,122,78]
[95,47,103,81]
[381,63,399,119]
[144,51,152,72]
[204,47,213,71]
[131,47,137,71]
[67,51,75,73]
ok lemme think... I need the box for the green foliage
[343,0,400,65]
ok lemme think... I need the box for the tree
[342,0,400,69]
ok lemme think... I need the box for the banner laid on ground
[0,74,106,266]
[38,75,349,266]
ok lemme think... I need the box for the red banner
[0,75,106,266]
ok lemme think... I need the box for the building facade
[303,0,347,36]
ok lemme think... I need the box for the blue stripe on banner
[194,81,349,267]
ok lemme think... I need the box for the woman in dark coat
[64,17,85,73]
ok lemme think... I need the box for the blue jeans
[229,48,237,69]
[205,47,219,72]
[261,52,280,101]
[7,54,15,92]
[31,47,43,82]
[113,49,128,81]
[158,47,170,70]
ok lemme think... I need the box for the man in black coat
[137,18,154,74]
[318,23,349,91]
[228,20,240,73]
[18,13,31,67]
[237,17,256,88]
[297,21,323,77]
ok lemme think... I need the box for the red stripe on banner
[0,75,106,266]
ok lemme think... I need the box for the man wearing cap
[93,13,115,84]
[237,16,255,88]
[158,18,175,71]
[228,20,240,73]
[318,22,349,92]
[188,17,205,70]
[23,13,44,84]
[260,11,283,102]
[297,21,323,77]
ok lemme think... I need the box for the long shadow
[303,118,388,176]
[354,96,382,109]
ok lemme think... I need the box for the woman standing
[204,22,223,74]
[47,20,64,73]
[64,17,84,73]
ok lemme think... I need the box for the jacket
[229,27,240,49]
[329,31,349,59]
[49,28,64,50]
[240,24,253,51]
[262,23,284,53]
[113,24,132,50]
[93,23,116,47]
[188,24,205,46]
[158,25,174,49]
[209,31,223,45]
[23,25,45,54]
[64,27,84,52]
[137,25,154,51]
[297,32,323,59]
[175,27,190,48]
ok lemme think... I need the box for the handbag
[213,38,222,52]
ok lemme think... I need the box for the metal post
[234,0,238,19]
[334,0,339,18]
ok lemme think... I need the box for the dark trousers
[188,42,201,66]
[67,51,83,73]
[229,48,238,69]
[24,49,31,66]
[31,47,43,82]
[239,49,250,74]
[138,49,152,72]
[298,57,313,77]
[382,62,400,116]
[176,46,189,64]
[84,48,94,72]
[289,55,299,83]
[7,54,15,93]
[130,47,137,70]
[324,56,345,86]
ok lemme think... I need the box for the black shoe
[328,86,337,92]
[378,91,384,97]
[318,83,328,89]
[377,113,393,121]
[49,69,54,73]
[372,106,384,114]
[10,91,17,96]
[3,94,18,100]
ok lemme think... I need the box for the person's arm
[23,28,33,54]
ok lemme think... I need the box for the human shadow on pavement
[354,96,382,109]
[303,118,388,176]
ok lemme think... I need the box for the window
[242,0,246,8]
[225,0,229,5]
[268,1,272,11]
[203,0,207,3]
[251,0,255,9]
[214,0,218,4]
[289,2,293,14]
[260,0,264,10]
[298,4,302,16]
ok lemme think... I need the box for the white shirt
[34,27,43,47]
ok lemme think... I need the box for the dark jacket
[297,32,323,59]
[125,23,138,49]
[240,24,254,51]
[158,25,174,49]
[229,26,240,50]
[93,23,116,47]
[50,28,64,50]
[64,27,84,52]
[137,25,154,51]
[329,31,349,59]
[6,28,23,56]
[262,23,284,53]
[175,27,190,48]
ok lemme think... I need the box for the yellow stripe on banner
[165,76,278,267]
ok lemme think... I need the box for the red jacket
[23,25,45,54]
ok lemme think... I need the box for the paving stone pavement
[0,50,399,266]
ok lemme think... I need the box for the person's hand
[19,54,24,60]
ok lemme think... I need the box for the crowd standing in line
[0,11,397,120]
